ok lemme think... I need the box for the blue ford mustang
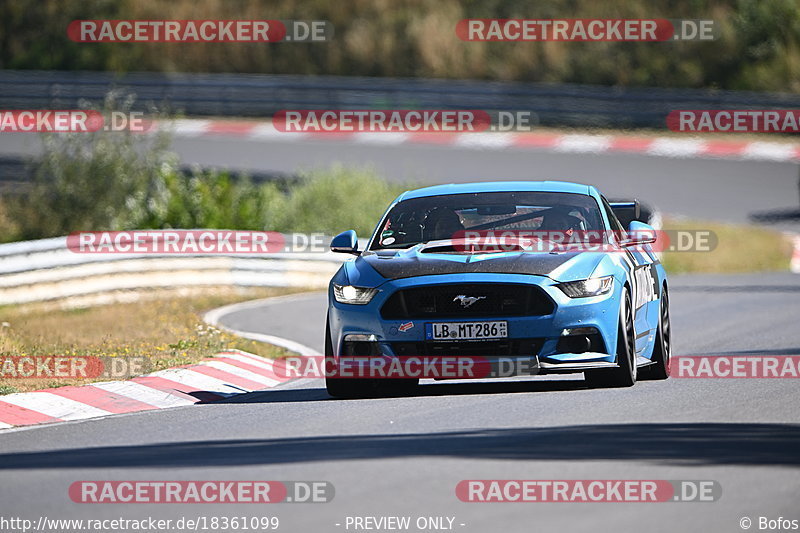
[325,181,670,397]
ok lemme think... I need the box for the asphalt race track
[0,273,798,532]
[1,132,799,531]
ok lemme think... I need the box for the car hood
[359,247,605,283]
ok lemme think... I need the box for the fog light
[343,334,378,342]
[561,327,598,336]
[341,334,382,356]
[557,336,591,353]
[557,327,603,354]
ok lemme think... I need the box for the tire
[585,289,637,388]
[324,323,418,398]
[324,322,370,398]
[641,287,671,380]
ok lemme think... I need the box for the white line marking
[454,133,515,149]
[555,134,612,153]
[0,421,12,429]
[646,138,705,157]
[236,332,318,357]
[203,293,323,357]
[223,331,319,357]
[742,142,798,161]
[166,119,212,137]
[0,392,111,421]
[92,381,195,408]
[353,132,410,145]
[203,292,319,324]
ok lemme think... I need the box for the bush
[124,167,287,231]
[280,166,406,236]
[126,164,403,236]
[6,92,175,240]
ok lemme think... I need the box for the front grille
[391,338,544,357]
[380,283,554,319]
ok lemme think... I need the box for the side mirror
[622,221,657,247]
[330,230,360,254]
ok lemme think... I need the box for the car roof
[398,181,594,201]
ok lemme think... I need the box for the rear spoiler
[609,200,641,221]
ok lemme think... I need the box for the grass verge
[661,218,794,274]
[0,287,306,395]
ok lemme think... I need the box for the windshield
[370,191,605,250]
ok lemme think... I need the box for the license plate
[426,321,508,341]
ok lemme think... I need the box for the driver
[423,207,464,241]
[539,208,583,232]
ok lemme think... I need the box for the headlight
[333,284,378,304]
[557,276,614,298]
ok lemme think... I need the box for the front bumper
[328,272,622,377]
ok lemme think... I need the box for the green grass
[661,218,793,274]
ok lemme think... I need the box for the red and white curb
[0,350,294,430]
[791,234,800,274]
[159,119,800,163]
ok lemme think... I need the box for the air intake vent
[381,284,554,319]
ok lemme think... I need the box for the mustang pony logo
[453,295,486,308]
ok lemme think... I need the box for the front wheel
[324,323,373,398]
[585,290,637,388]
[641,288,671,380]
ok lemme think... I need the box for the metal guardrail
[0,234,352,305]
[3,70,800,128]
